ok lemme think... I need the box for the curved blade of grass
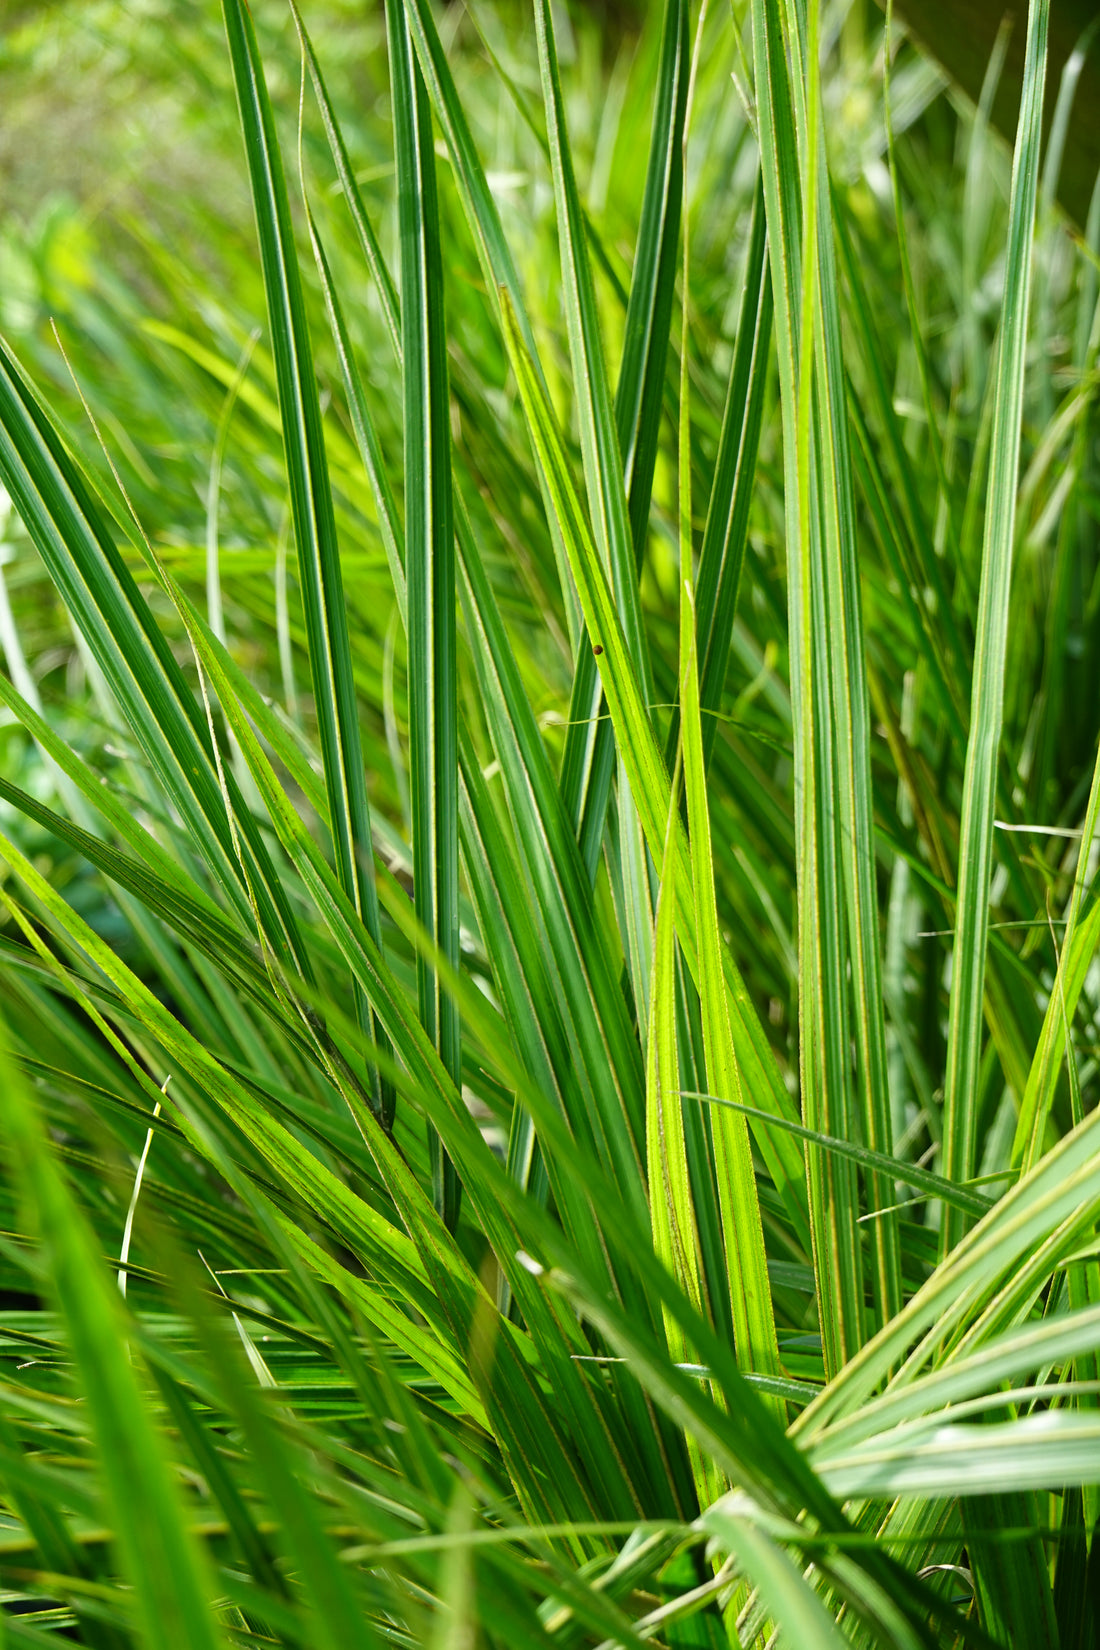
[0,1019,226,1650]
[795,1101,1100,1441]
[387,0,462,1227]
[684,1089,992,1218]
[941,0,1051,1251]
[811,1301,1100,1458]
[221,0,393,1121]
[701,1505,848,1650]
[815,1412,1100,1501]
[0,339,305,976]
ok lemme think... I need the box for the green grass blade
[751,0,864,1372]
[701,1505,848,1650]
[570,0,689,875]
[662,174,771,774]
[806,77,902,1330]
[221,0,394,1119]
[810,1301,1100,1459]
[169,1259,384,1650]
[387,0,461,1224]
[304,203,406,619]
[616,0,688,536]
[646,779,719,1506]
[400,0,533,351]
[680,577,780,1402]
[941,0,1051,1251]
[693,177,772,772]
[290,0,402,361]
[1012,746,1100,1170]
[817,1413,1100,1501]
[0,1020,226,1650]
[531,0,656,1010]
[0,340,306,976]
[686,1089,992,1218]
[795,1107,1100,1441]
[456,499,648,1202]
[167,580,646,1524]
[500,292,809,1244]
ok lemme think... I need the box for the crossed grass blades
[0,0,1098,1642]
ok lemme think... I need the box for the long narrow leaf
[941,0,1051,1249]
[1,1021,226,1650]
[387,0,462,1222]
[222,0,393,1118]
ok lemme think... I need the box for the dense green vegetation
[0,0,1098,1642]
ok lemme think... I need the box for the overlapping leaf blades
[0,0,1096,1643]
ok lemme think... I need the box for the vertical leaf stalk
[389,0,462,1228]
[942,0,1050,1251]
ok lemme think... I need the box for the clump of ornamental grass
[0,0,1097,1644]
